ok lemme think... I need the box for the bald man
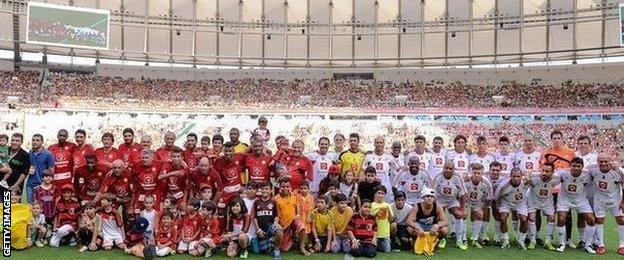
[188,157,223,201]
[91,159,132,210]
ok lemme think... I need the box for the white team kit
[428,149,447,177]
[405,150,431,172]
[526,173,560,216]
[556,169,593,214]
[307,151,339,193]
[495,178,529,216]
[364,152,397,201]
[394,170,432,205]
[588,167,624,218]
[494,151,516,178]
[433,173,467,209]
[514,150,541,174]
[464,177,493,210]
[445,150,470,177]
[469,153,494,173]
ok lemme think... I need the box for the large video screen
[26,2,109,50]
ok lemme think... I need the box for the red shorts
[279,219,304,251]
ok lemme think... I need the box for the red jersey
[213,154,246,196]
[272,149,291,166]
[34,185,56,219]
[55,198,80,228]
[132,163,162,203]
[200,215,221,243]
[118,142,142,166]
[48,142,77,186]
[183,147,203,171]
[155,224,179,248]
[189,168,223,196]
[347,214,377,244]
[72,143,95,171]
[155,146,181,165]
[179,212,202,241]
[285,156,313,190]
[99,172,133,206]
[245,154,273,183]
[95,147,119,167]
[159,162,188,200]
[74,163,108,201]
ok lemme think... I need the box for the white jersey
[495,178,530,206]
[405,151,432,172]
[589,167,624,204]
[527,173,559,203]
[577,152,598,199]
[469,153,494,172]
[306,151,339,193]
[364,152,397,201]
[139,209,156,232]
[557,169,591,204]
[486,176,505,195]
[494,151,516,177]
[464,177,493,209]
[514,150,541,174]
[390,153,406,180]
[339,182,357,198]
[433,173,467,201]
[394,170,432,205]
[428,149,447,177]
[445,150,470,175]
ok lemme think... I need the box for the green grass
[10,217,624,259]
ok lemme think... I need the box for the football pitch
[10,217,623,259]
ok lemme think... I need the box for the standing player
[213,142,246,212]
[332,134,345,154]
[515,135,541,175]
[155,131,180,164]
[131,149,162,214]
[118,128,142,167]
[364,136,397,202]
[526,162,558,251]
[73,154,108,205]
[94,133,119,168]
[92,160,132,212]
[183,133,202,172]
[245,139,273,184]
[589,155,624,255]
[428,136,447,178]
[72,129,95,171]
[389,141,406,173]
[575,135,598,244]
[554,157,596,254]
[48,129,77,188]
[405,135,431,172]
[493,136,515,178]
[483,162,504,245]
[229,128,249,154]
[469,136,494,173]
[463,163,493,248]
[284,140,313,190]
[393,156,432,206]
[307,137,338,195]
[433,161,468,250]
[494,167,530,249]
[445,135,470,179]
[338,133,366,179]
[159,147,189,206]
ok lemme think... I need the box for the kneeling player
[406,188,449,248]
[190,201,221,257]
[495,168,529,249]
[555,157,596,254]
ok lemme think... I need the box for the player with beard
[118,128,142,167]
[428,136,447,178]
[48,129,77,189]
[213,142,246,212]
[131,149,163,214]
[72,129,94,171]
[74,154,108,204]
[245,139,274,183]
[95,132,119,168]
[307,137,339,196]
[93,160,132,212]
[183,133,202,171]
[188,157,223,201]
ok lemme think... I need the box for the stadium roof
[1,0,623,68]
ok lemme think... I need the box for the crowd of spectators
[1,70,623,111]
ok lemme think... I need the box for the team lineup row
[1,126,623,258]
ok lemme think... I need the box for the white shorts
[466,201,485,211]
[593,200,624,218]
[556,196,593,214]
[102,235,124,247]
[527,198,555,216]
[178,240,191,251]
[498,202,528,216]
[437,197,461,209]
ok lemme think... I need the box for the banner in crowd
[26,2,109,50]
